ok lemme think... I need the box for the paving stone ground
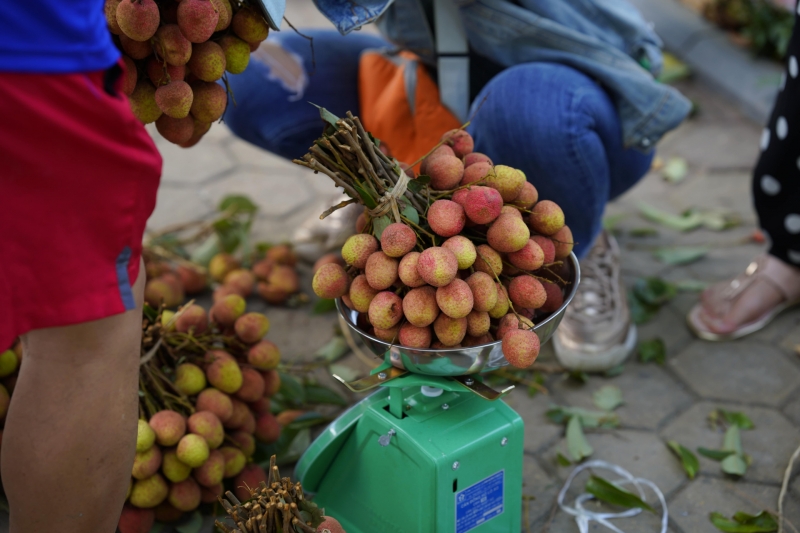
[5,3,800,532]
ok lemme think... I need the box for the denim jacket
[311,0,691,150]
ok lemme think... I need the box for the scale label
[455,470,504,533]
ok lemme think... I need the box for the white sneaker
[554,230,636,372]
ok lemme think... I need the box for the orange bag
[358,49,461,170]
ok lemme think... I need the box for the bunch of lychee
[0,340,22,453]
[107,0,270,146]
[311,130,573,369]
[126,299,283,523]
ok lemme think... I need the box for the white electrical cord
[557,460,669,533]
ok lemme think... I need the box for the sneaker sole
[553,324,637,373]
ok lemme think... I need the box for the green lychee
[435,279,474,319]
[205,356,243,394]
[0,350,19,378]
[129,80,161,124]
[220,446,247,477]
[194,449,225,487]
[247,340,280,370]
[234,312,270,344]
[433,314,468,346]
[187,411,224,449]
[487,214,530,253]
[173,363,206,396]
[210,293,246,328]
[132,445,162,480]
[442,235,476,270]
[398,252,427,287]
[218,35,249,74]
[187,41,226,82]
[529,200,565,236]
[129,474,169,508]
[137,419,156,452]
[176,433,209,468]
[348,274,379,313]
[231,6,269,43]
[162,448,192,482]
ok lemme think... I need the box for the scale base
[296,374,524,533]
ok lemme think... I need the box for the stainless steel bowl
[337,252,580,376]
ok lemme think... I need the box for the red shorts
[0,63,162,350]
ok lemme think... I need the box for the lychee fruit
[402,286,439,327]
[464,186,503,225]
[178,117,212,147]
[463,152,492,167]
[355,212,368,233]
[149,410,186,446]
[502,329,540,368]
[230,431,256,457]
[116,0,160,42]
[428,200,466,237]
[155,81,193,121]
[347,274,378,313]
[153,24,191,66]
[210,293,246,328]
[153,502,183,522]
[224,269,256,297]
[313,253,344,273]
[187,41,226,82]
[129,80,161,123]
[508,239,545,271]
[436,279,474,319]
[195,389,234,423]
[512,181,538,209]
[176,433,209,468]
[495,313,534,341]
[373,324,401,343]
[188,411,224,448]
[540,282,564,314]
[312,263,350,299]
[189,81,227,122]
[129,474,169,508]
[486,165,525,201]
[427,155,464,190]
[488,284,510,319]
[368,291,403,330]
[172,362,207,397]
[137,419,156,452]
[317,516,346,533]
[205,356,243,394]
[416,246,458,287]
[162,448,192,482]
[234,368,265,403]
[168,477,201,512]
[120,34,152,59]
[240,409,256,434]
[234,313,270,344]
[121,55,138,95]
[267,264,299,294]
[223,398,250,430]
[466,272,499,312]
[105,0,123,35]
[218,35,250,74]
[147,57,185,87]
[531,235,556,264]
[466,310,491,336]
[487,214,530,253]
[442,236,476,270]
[251,259,273,280]
[551,225,574,259]
[508,276,547,309]
[118,504,155,533]
[529,200,565,236]
[231,6,269,43]
[193,449,225,487]
[177,0,219,43]
[233,463,268,501]
[265,244,297,266]
[441,129,473,158]
[211,0,232,31]
[365,252,399,290]
[132,445,162,480]
[461,161,493,186]
[501,205,523,219]
[208,253,239,281]
[342,233,378,269]
[398,323,432,348]
[247,340,280,370]
[474,244,503,277]
[420,145,455,175]
[381,223,417,257]
[175,304,208,335]
[0,350,18,378]
[397,252,427,288]
[220,446,247,477]
[433,314,468,346]
[262,370,281,397]
[200,483,224,504]
[463,333,494,347]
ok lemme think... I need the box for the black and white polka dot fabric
[753,4,800,266]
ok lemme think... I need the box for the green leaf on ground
[721,410,756,430]
[313,335,350,363]
[639,203,704,231]
[604,364,626,377]
[329,363,360,383]
[667,441,699,479]
[603,213,628,233]
[585,475,655,513]
[174,512,204,533]
[312,298,337,314]
[556,452,573,467]
[547,405,620,428]
[657,52,692,84]
[629,292,657,325]
[566,416,593,462]
[709,511,778,532]
[219,194,258,215]
[675,279,709,292]
[372,215,392,240]
[629,227,659,237]
[633,277,677,307]
[568,370,589,384]
[638,338,666,364]
[190,233,221,266]
[401,204,420,225]
[700,211,741,231]
[663,157,688,183]
[721,425,747,476]
[698,447,737,461]
[653,246,709,265]
[593,385,624,411]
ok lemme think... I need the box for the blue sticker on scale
[455,470,504,533]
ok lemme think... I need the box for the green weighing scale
[296,254,580,533]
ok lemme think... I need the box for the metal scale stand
[296,255,580,533]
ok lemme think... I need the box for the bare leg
[2,260,145,533]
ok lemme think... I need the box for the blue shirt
[0,0,120,73]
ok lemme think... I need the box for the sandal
[687,254,800,342]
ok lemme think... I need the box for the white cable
[557,460,669,533]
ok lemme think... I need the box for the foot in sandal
[687,254,800,341]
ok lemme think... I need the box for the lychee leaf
[667,441,699,479]
[312,104,341,129]
[401,204,419,225]
[352,183,378,209]
[592,385,624,411]
[304,384,347,406]
[407,175,432,194]
[697,447,736,461]
[653,246,708,265]
[312,298,337,314]
[720,409,755,430]
[298,499,326,528]
[277,372,306,405]
[566,416,593,462]
[218,194,258,215]
[585,475,655,513]
[372,215,392,240]
[638,338,665,364]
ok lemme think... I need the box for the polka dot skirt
[753,6,800,266]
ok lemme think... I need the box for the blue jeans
[224,30,653,257]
